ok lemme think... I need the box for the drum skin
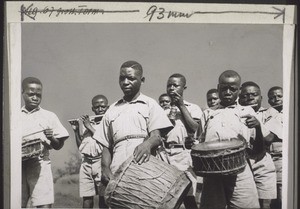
[191,138,247,177]
[105,155,191,209]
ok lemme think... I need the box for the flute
[271,104,283,108]
[68,114,104,123]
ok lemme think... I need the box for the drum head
[192,138,244,151]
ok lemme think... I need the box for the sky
[21,23,283,170]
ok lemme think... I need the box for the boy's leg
[99,195,108,209]
[22,164,29,208]
[183,168,199,209]
[27,160,54,207]
[83,196,93,208]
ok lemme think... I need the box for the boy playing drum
[197,70,260,209]
[21,77,69,208]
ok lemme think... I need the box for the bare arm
[69,120,82,148]
[172,92,199,133]
[101,146,113,186]
[44,128,68,150]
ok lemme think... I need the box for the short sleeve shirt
[94,93,173,148]
[264,107,283,139]
[21,106,69,159]
[201,104,255,146]
[165,100,203,144]
[79,121,103,157]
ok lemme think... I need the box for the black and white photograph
[4,2,297,209]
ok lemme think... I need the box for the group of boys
[21,60,283,209]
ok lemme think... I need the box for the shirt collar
[218,102,237,109]
[21,106,41,114]
[116,93,147,105]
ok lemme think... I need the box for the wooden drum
[191,138,247,177]
[22,138,42,161]
[105,155,191,209]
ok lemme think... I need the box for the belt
[83,155,101,163]
[113,134,148,146]
[164,143,185,149]
[270,153,282,158]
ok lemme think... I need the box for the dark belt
[164,143,185,149]
[270,153,282,158]
[83,155,101,163]
[114,134,148,146]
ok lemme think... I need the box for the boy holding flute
[69,95,109,208]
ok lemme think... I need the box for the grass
[52,174,202,208]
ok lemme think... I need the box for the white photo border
[4,1,297,209]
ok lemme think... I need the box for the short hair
[92,95,108,104]
[241,81,261,90]
[206,88,218,96]
[22,77,42,92]
[268,86,282,97]
[120,60,143,76]
[159,93,170,99]
[168,73,186,86]
[218,70,241,85]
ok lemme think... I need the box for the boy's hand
[133,141,151,165]
[44,128,54,140]
[81,115,93,130]
[241,114,260,129]
[69,119,79,131]
[171,91,184,107]
[101,167,113,186]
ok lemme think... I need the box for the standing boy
[69,95,109,208]
[239,81,277,208]
[264,86,283,209]
[206,88,220,110]
[21,77,69,208]
[95,61,173,186]
[198,70,260,209]
[158,93,171,110]
[163,73,203,209]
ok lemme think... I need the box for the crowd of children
[21,61,283,209]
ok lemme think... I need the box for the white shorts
[200,164,260,209]
[22,159,54,207]
[250,153,277,199]
[79,157,103,197]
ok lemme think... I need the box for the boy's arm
[69,120,83,148]
[44,129,68,150]
[81,115,96,135]
[101,146,113,186]
[178,104,200,134]
[171,92,199,133]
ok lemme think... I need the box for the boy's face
[268,89,283,107]
[207,92,220,109]
[92,98,108,115]
[159,96,171,110]
[239,86,262,112]
[119,67,143,100]
[22,83,42,111]
[218,77,240,107]
[167,77,185,98]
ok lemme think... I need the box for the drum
[105,155,191,209]
[191,138,247,177]
[22,138,42,161]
